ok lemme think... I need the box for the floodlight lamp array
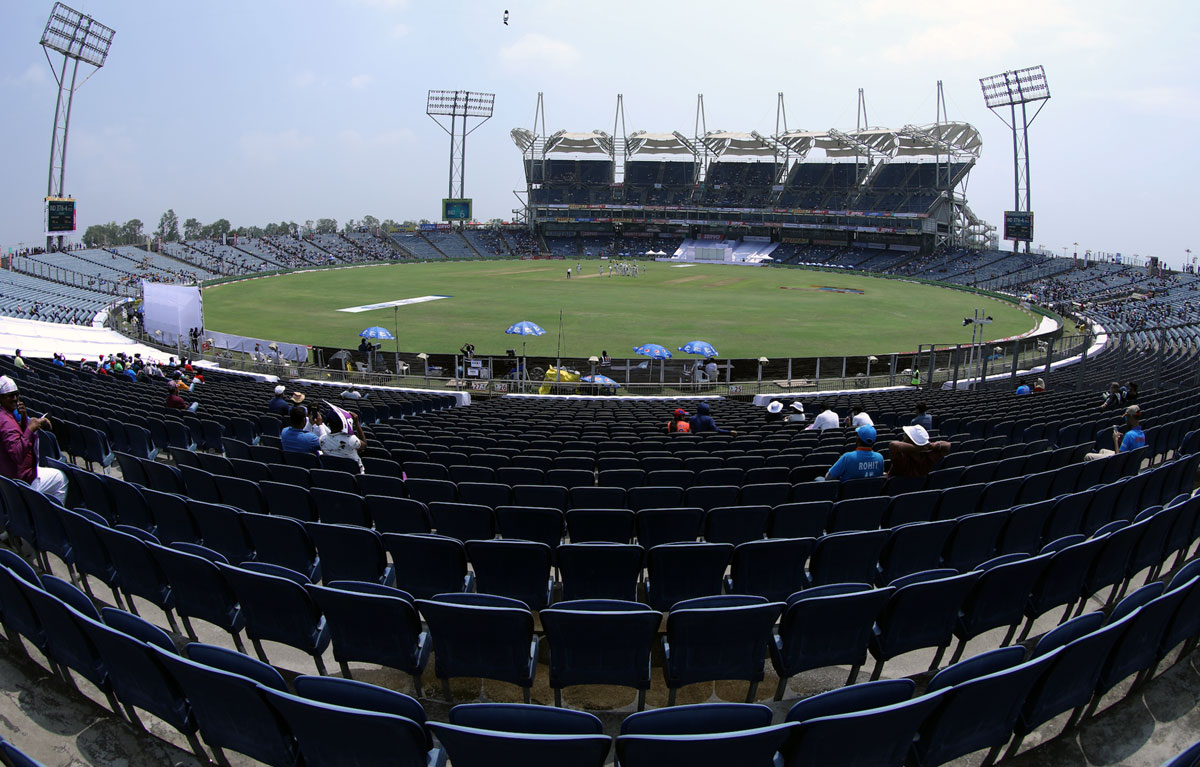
[979,66,1049,109]
[40,3,115,68]
[427,90,496,118]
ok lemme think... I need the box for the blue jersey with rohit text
[827,448,885,480]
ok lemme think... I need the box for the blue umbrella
[633,344,673,359]
[679,340,718,357]
[582,374,620,387]
[505,321,546,337]
[359,326,395,340]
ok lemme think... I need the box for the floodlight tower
[426,90,495,224]
[979,66,1050,254]
[40,3,115,251]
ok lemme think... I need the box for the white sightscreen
[142,281,203,347]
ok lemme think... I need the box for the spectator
[0,376,67,505]
[304,407,330,440]
[1123,381,1139,406]
[341,388,367,400]
[265,386,285,417]
[12,350,25,369]
[788,401,806,424]
[290,391,306,408]
[1086,405,1146,461]
[688,401,737,435]
[847,406,874,428]
[910,403,932,431]
[667,408,691,434]
[704,358,719,383]
[320,405,365,472]
[807,404,840,431]
[765,401,787,423]
[1100,382,1122,410]
[825,425,885,481]
[1033,378,1046,393]
[1016,384,1031,396]
[887,425,950,478]
[280,405,320,455]
[164,381,197,411]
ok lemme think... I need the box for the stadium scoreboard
[1003,211,1034,242]
[45,197,77,233]
[442,198,472,222]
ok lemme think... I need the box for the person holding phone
[0,376,67,504]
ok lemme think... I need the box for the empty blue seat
[620,701,773,734]
[148,542,246,650]
[636,507,703,550]
[628,486,685,512]
[565,508,635,544]
[240,512,322,582]
[216,561,330,673]
[950,552,1051,664]
[306,522,395,586]
[876,520,954,586]
[366,495,432,534]
[427,721,609,767]
[725,537,813,602]
[92,523,181,634]
[662,595,784,706]
[311,486,371,526]
[416,593,538,703]
[557,543,644,602]
[782,686,945,767]
[384,533,474,599]
[260,480,317,522]
[808,529,889,587]
[704,505,770,545]
[306,581,430,688]
[186,499,254,564]
[495,506,564,550]
[540,599,661,709]
[466,539,553,610]
[770,583,893,694]
[617,722,799,767]
[645,542,733,611]
[769,501,831,539]
[869,569,979,680]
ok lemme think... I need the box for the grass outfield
[201,260,1036,358]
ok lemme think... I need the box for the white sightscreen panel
[142,281,203,346]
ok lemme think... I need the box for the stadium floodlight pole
[40,3,115,251]
[979,66,1050,255]
[426,90,495,223]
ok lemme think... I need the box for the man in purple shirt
[0,376,67,504]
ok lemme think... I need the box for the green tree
[183,217,202,240]
[342,218,358,233]
[121,219,145,244]
[155,209,181,242]
[361,215,380,232]
[315,218,338,234]
[380,219,400,233]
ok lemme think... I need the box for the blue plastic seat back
[727,538,814,602]
[557,543,644,602]
[828,496,888,534]
[450,702,603,734]
[1096,586,1189,697]
[808,530,890,587]
[306,522,392,586]
[310,487,370,527]
[540,602,661,690]
[871,571,980,662]
[645,542,733,611]
[565,509,635,544]
[1163,739,1200,767]
[466,539,552,611]
[494,506,565,550]
[430,501,496,543]
[1017,610,1137,734]
[305,583,426,674]
[80,614,194,732]
[617,722,799,767]
[774,585,892,677]
[153,648,295,766]
[293,674,429,743]
[704,505,771,545]
[92,523,174,608]
[415,597,536,687]
[148,543,243,633]
[636,508,704,550]
[956,553,1051,642]
[877,520,955,586]
[769,501,832,539]
[384,533,471,600]
[185,499,254,564]
[216,563,327,653]
[628,486,685,512]
[213,475,266,516]
[914,649,1057,766]
[20,580,108,689]
[620,701,773,735]
[427,722,610,767]
[240,512,320,581]
[664,600,784,688]
[263,686,435,767]
[365,496,431,534]
[782,689,945,767]
[259,481,317,523]
[140,488,199,545]
[0,552,45,646]
[785,678,916,724]
[56,509,119,589]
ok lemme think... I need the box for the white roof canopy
[545,130,613,155]
[626,131,693,157]
[701,130,774,159]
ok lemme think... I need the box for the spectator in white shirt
[807,404,840,431]
[848,406,875,429]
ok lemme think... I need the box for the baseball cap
[0,376,17,395]
[674,408,689,417]
[1124,405,1141,418]
[856,424,877,443]
[767,401,783,414]
[902,424,930,446]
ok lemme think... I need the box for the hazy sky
[1,0,1196,265]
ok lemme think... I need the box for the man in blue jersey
[824,424,885,481]
[1085,405,1145,461]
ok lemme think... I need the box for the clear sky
[1,0,1196,266]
